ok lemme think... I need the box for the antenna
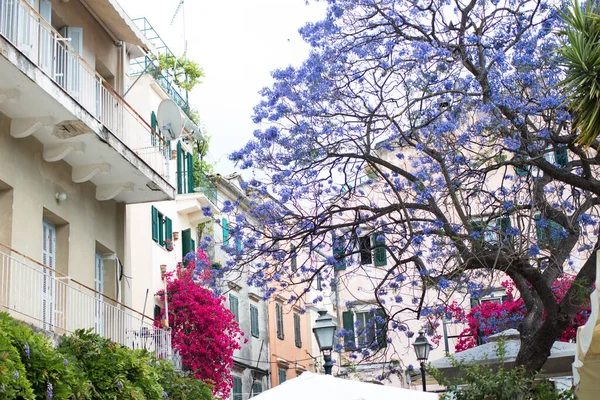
[170,0,184,26]
[157,99,184,140]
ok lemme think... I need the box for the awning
[573,252,600,399]
[252,371,437,400]
[81,0,154,52]
[431,329,575,381]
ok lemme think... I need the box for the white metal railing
[0,245,172,360]
[0,0,169,179]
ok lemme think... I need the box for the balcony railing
[0,0,170,179]
[0,244,172,360]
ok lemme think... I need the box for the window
[232,376,242,400]
[229,294,239,323]
[275,302,284,340]
[471,216,512,247]
[359,236,372,265]
[222,218,229,246]
[535,214,565,249]
[357,233,387,266]
[151,206,172,250]
[294,313,302,348]
[278,368,287,385]
[250,304,260,338]
[177,141,195,194]
[341,309,387,351]
[251,382,263,397]
[515,147,569,176]
[470,291,508,308]
[332,233,347,271]
[181,228,195,259]
[290,245,297,272]
[316,273,322,290]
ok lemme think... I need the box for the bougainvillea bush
[156,251,243,398]
[454,276,591,352]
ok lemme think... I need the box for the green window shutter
[555,147,568,168]
[150,111,157,147]
[151,206,159,243]
[250,305,259,338]
[372,233,387,266]
[294,313,302,348]
[278,368,286,385]
[332,233,346,271]
[470,296,480,309]
[222,218,229,246]
[232,376,242,400]
[375,308,387,349]
[535,215,549,248]
[230,294,239,322]
[499,216,512,246]
[252,382,263,395]
[236,236,243,252]
[182,228,191,259]
[276,303,284,340]
[165,217,172,242]
[187,152,194,193]
[191,239,196,252]
[167,140,171,160]
[515,166,528,176]
[176,141,183,194]
[359,235,372,264]
[342,311,355,350]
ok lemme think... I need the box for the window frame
[151,206,172,250]
[232,375,242,400]
[278,367,287,385]
[341,308,387,351]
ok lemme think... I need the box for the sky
[119,0,327,176]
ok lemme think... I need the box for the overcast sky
[119,0,326,176]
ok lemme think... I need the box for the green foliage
[430,341,574,400]
[0,312,84,399]
[155,53,204,93]
[152,359,212,400]
[0,313,213,400]
[558,0,600,148]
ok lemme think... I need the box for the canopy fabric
[431,329,575,380]
[252,371,437,400]
[573,252,600,399]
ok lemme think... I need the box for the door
[38,0,53,73]
[41,220,56,331]
[56,26,82,100]
[94,253,104,335]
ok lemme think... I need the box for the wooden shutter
[555,147,568,168]
[191,238,196,252]
[294,313,302,348]
[222,218,229,246]
[151,206,159,242]
[332,233,346,271]
[150,111,157,146]
[342,311,355,350]
[165,217,172,243]
[176,141,183,194]
[229,294,239,322]
[515,165,529,176]
[232,376,242,400]
[158,213,164,246]
[250,304,259,338]
[359,236,372,265]
[182,228,191,258]
[372,233,387,266]
[290,245,297,272]
[316,273,322,290]
[276,303,284,339]
[236,236,243,252]
[375,308,387,349]
[252,382,263,395]
[278,368,286,384]
[187,152,194,193]
[499,216,512,246]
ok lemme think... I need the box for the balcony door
[41,220,56,331]
[94,253,104,336]
[56,26,83,101]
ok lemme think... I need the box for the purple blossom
[46,382,53,399]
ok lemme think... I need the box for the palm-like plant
[558,0,600,149]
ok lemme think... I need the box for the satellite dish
[192,128,204,142]
[157,99,183,140]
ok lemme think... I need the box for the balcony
[0,0,175,202]
[0,243,172,359]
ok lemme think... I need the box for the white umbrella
[431,329,575,380]
[253,371,437,400]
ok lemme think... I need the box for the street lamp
[312,310,337,375]
[412,329,430,392]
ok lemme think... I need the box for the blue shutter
[222,218,229,246]
[332,233,346,271]
[555,147,568,168]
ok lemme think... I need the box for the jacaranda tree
[156,252,243,398]
[227,0,600,376]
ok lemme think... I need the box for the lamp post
[412,329,430,392]
[312,310,337,375]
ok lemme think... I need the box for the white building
[0,0,173,357]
